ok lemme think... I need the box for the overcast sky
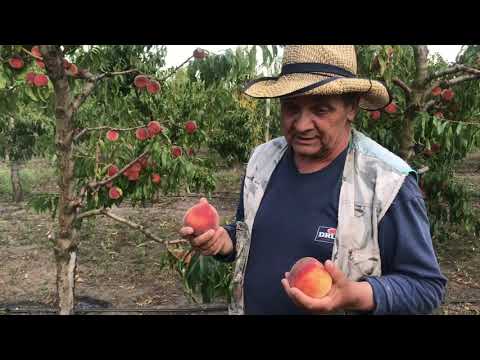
[164,45,464,69]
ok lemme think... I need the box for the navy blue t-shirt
[218,145,447,315]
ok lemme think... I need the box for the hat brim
[243,73,391,111]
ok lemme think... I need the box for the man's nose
[294,111,315,132]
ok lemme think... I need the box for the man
[180,45,447,315]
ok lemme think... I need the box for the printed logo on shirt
[313,226,337,244]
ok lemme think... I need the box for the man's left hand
[281,260,375,314]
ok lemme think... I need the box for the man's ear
[347,100,360,123]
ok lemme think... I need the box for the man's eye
[313,107,328,114]
[282,104,298,113]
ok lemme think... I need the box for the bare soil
[1,155,479,315]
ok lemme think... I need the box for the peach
[185,120,198,134]
[35,59,45,69]
[9,57,24,69]
[146,80,160,94]
[134,75,149,89]
[385,102,398,114]
[287,257,332,299]
[25,71,36,85]
[136,127,149,141]
[441,89,454,102]
[147,120,162,136]
[108,186,123,200]
[33,74,49,87]
[31,46,42,58]
[370,111,381,121]
[151,173,161,184]
[107,165,119,177]
[106,130,119,141]
[171,146,182,158]
[183,199,220,236]
[431,86,442,97]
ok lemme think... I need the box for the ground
[0,156,479,315]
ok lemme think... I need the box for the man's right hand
[179,226,234,257]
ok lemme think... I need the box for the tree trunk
[10,160,24,203]
[399,45,430,161]
[41,45,78,315]
[265,98,271,142]
[55,246,77,315]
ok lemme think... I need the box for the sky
[164,45,464,69]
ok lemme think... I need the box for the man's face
[280,94,358,160]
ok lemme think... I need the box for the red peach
[135,127,149,141]
[134,75,149,89]
[108,186,123,200]
[146,80,160,94]
[287,257,332,299]
[171,146,182,158]
[370,111,381,121]
[185,120,198,134]
[151,173,161,184]
[33,74,49,87]
[183,199,220,236]
[9,57,24,69]
[106,130,119,141]
[431,86,442,97]
[107,165,119,177]
[385,103,398,114]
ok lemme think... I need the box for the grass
[0,159,56,200]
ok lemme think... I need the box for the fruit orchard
[1,45,480,314]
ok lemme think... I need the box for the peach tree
[354,45,480,244]
[0,44,223,314]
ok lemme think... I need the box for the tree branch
[21,47,43,61]
[161,55,194,82]
[413,46,429,88]
[88,150,149,190]
[422,99,436,112]
[426,64,480,83]
[445,73,480,87]
[101,209,165,244]
[76,208,103,220]
[71,69,139,112]
[392,78,412,98]
[73,124,147,142]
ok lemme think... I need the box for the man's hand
[179,225,234,257]
[281,260,375,313]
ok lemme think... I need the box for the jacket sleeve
[363,174,447,314]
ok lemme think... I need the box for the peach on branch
[135,127,149,141]
[35,59,45,69]
[431,86,442,97]
[146,80,160,94]
[25,71,36,85]
[106,130,119,141]
[171,146,182,158]
[183,198,220,236]
[151,173,161,184]
[134,75,149,89]
[369,111,381,121]
[385,102,398,114]
[147,120,162,136]
[31,46,42,58]
[287,257,332,299]
[441,89,454,102]
[33,74,49,87]
[107,165,119,177]
[108,186,123,200]
[185,120,198,134]
[9,57,24,70]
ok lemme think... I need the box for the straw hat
[243,45,391,111]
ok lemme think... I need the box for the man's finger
[179,227,194,238]
[201,227,223,251]
[191,229,215,247]
[324,260,346,284]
